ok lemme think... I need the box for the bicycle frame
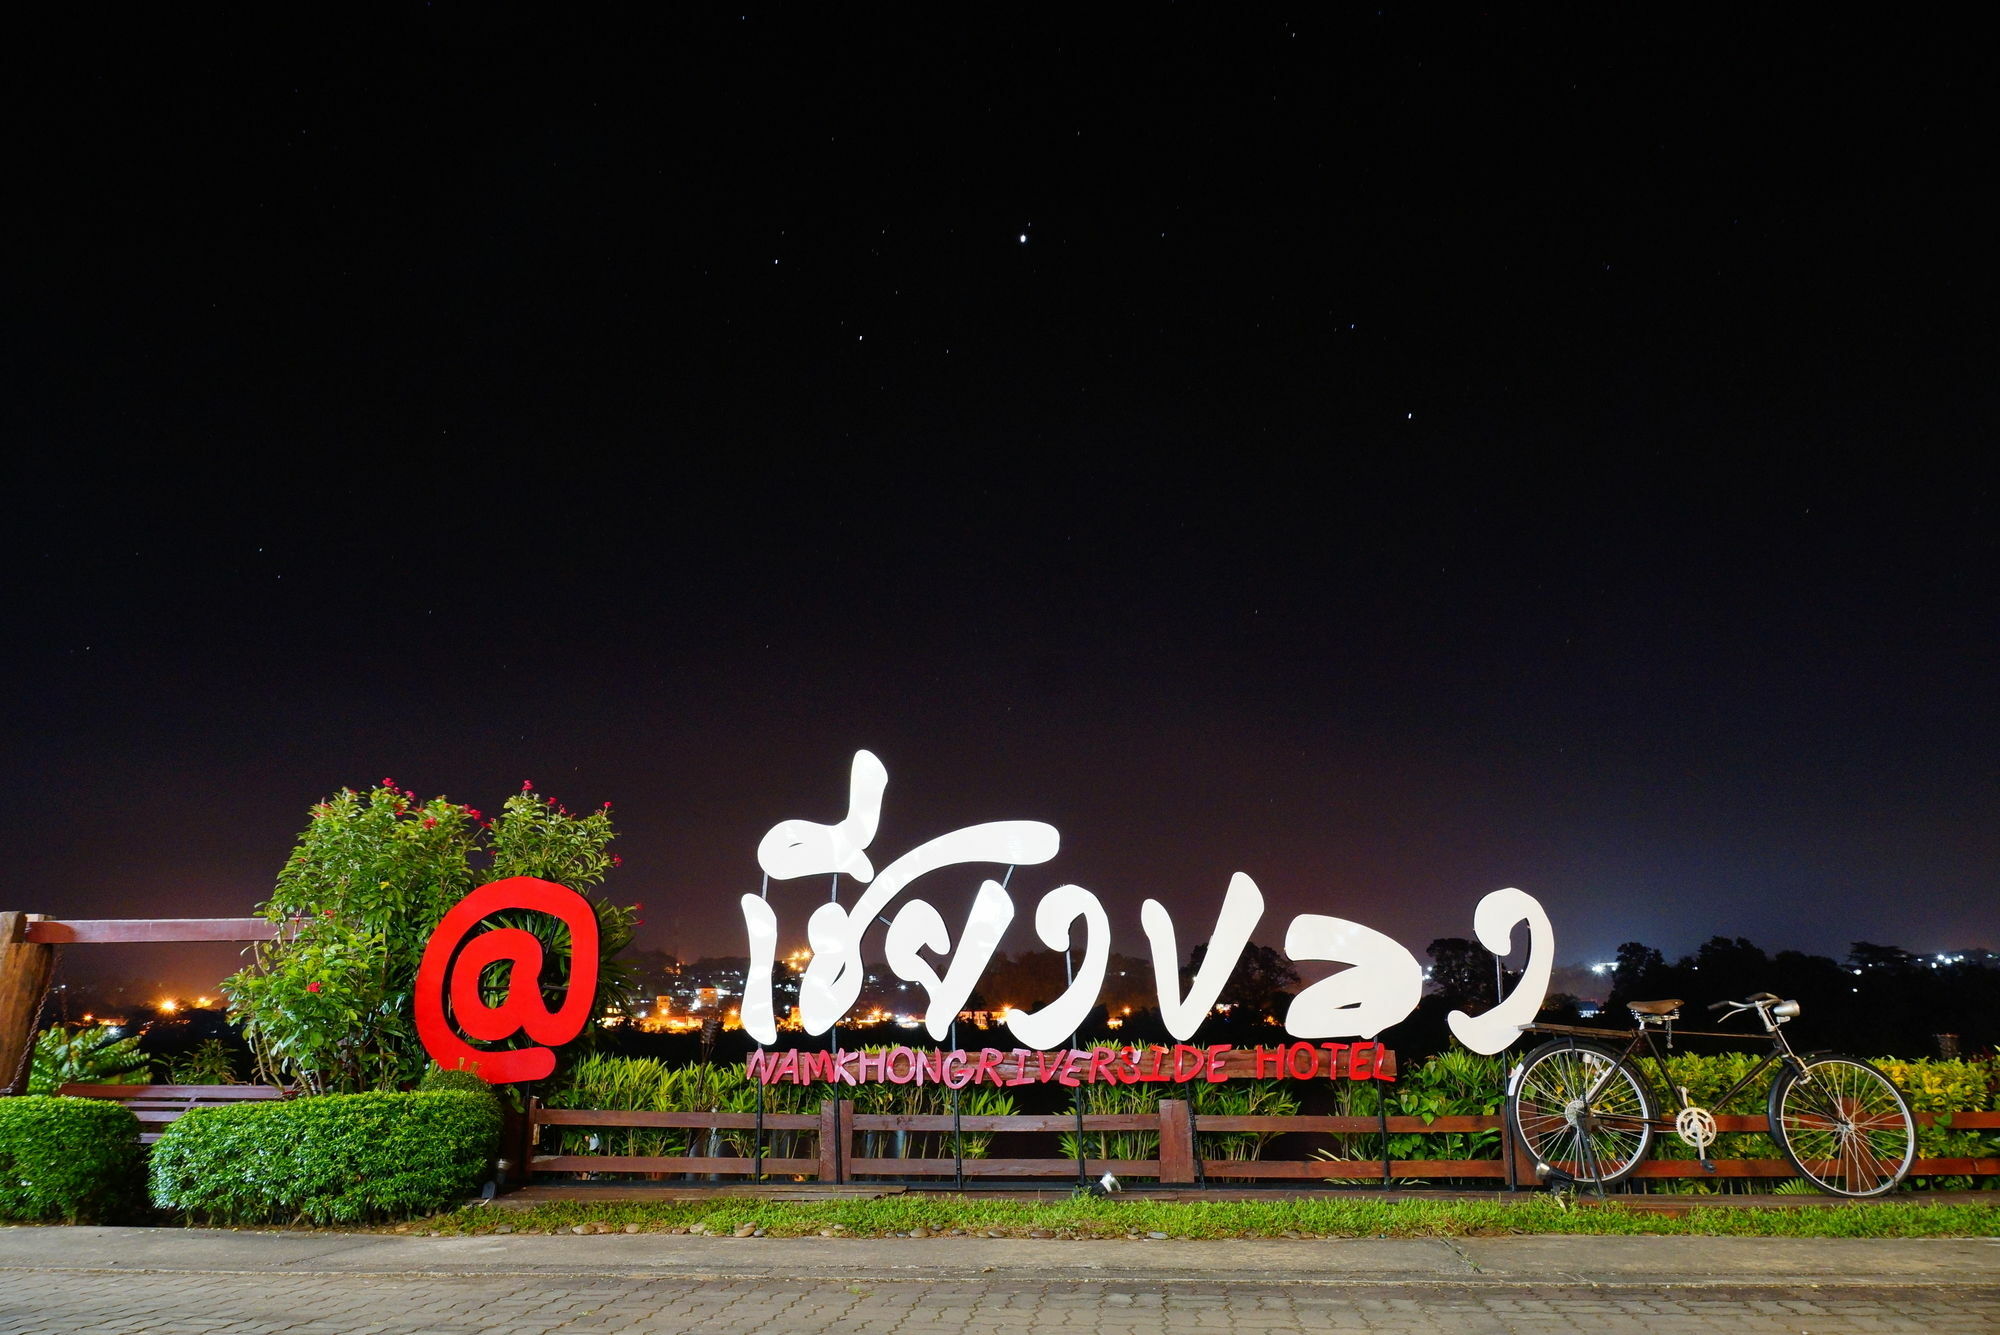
[1523,1007,1806,1143]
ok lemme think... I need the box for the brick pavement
[3,1229,1998,1334]
[3,1268,1999,1334]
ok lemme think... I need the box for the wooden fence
[526,1099,2000,1189]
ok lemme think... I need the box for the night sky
[6,10,1994,998]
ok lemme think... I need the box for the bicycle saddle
[1626,999,1683,1015]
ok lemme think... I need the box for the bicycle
[1505,992,1917,1197]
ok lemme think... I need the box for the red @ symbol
[414,876,600,1083]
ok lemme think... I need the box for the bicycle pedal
[1699,1159,1717,1173]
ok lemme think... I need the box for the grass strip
[420,1194,2000,1240]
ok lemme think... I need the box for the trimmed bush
[150,1090,501,1224]
[418,1066,499,1097]
[0,1095,144,1223]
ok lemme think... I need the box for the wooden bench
[58,1083,290,1143]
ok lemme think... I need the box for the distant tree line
[1414,933,1998,1061]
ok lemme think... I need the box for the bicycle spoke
[1510,1041,1652,1187]
[1772,1056,1914,1197]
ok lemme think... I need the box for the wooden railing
[527,1100,2000,1188]
[58,1083,291,1143]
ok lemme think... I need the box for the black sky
[5,9,1994,995]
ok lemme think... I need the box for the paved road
[3,1227,1997,1334]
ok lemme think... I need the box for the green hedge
[149,1090,501,1224]
[0,1095,144,1223]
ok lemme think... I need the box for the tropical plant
[223,780,635,1093]
[167,1039,242,1086]
[27,1026,152,1093]
[1873,1057,1996,1186]
[542,1054,1018,1179]
[1310,1045,1507,1183]
[1191,1077,1300,1162]
[1056,1056,1160,1174]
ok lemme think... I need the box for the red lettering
[921,1049,945,1085]
[834,1051,860,1085]
[1254,1045,1285,1079]
[1286,1042,1318,1080]
[1205,1044,1230,1082]
[885,1046,916,1084]
[970,1047,1006,1088]
[1055,1050,1082,1087]
[1007,1049,1037,1086]
[1086,1048,1118,1085]
[1172,1044,1207,1082]
[941,1051,973,1089]
[1347,1041,1376,1081]
[1319,1043,1348,1079]
[1140,1045,1168,1082]
[803,1051,839,1083]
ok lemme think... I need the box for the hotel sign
[418,751,1553,1080]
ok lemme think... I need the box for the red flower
[381,778,396,789]
[611,854,623,867]
[522,779,534,791]
[322,910,335,918]
[306,982,322,993]
[423,817,437,829]
[602,800,613,810]
[465,808,482,821]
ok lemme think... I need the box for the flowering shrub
[223,781,635,1092]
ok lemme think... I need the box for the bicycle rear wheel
[1508,1039,1654,1188]
[1768,1054,1915,1197]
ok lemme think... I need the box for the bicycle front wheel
[1508,1039,1654,1188]
[1768,1055,1915,1197]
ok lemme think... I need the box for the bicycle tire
[1507,1039,1655,1188]
[1767,1053,1915,1198]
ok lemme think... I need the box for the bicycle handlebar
[1708,993,1798,1020]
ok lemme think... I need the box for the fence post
[1158,1099,1195,1185]
[494,1095,534,1194]
[1505,1116,1540,1189]
[0,914,55,1097]
[818,1098,853,1184]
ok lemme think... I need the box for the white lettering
[885,878,1016,1040]
[1281,913,1424,1040]
[748,752,1555,1056]
[1003,884,1110,1050]
[1446,887,1554,1055]
[1143,872,1263,1041]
